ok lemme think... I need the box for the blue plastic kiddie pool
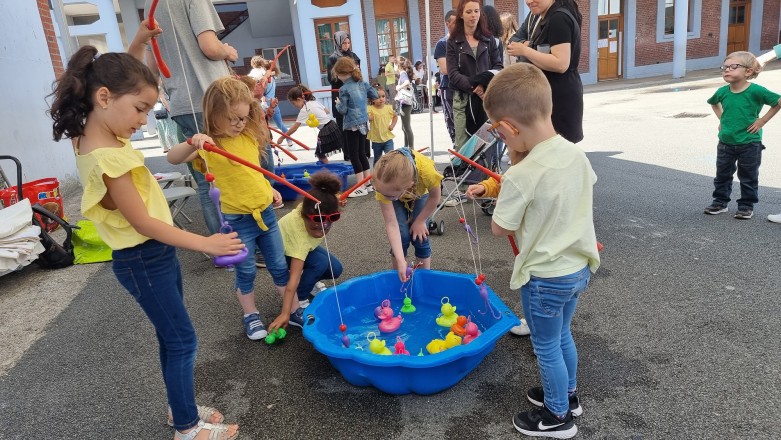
[272,162,354,201]
[302,270,520,395]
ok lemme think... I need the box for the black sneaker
[734,209,753,219]
[513,406,577,439]
[288,307,305,329]
[255,254,266,268]
[704,204,728,215]
[527,386,583,417]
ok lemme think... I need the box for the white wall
[0,2,78,186]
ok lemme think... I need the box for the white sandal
[175,420,238,440]
[167,405,224,427]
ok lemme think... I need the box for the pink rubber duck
[463,321,482,344]
[376,300,403,333]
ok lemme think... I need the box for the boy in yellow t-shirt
[367,87,398,167]
[467,63,599,439]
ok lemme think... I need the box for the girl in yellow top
[49,43,242,439]
[268,172,344,333]
[372,148,443,282]
[367,86,398,167]
[168,77,294,339]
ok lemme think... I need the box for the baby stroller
[428,121,505,236]
[0,155,77,273]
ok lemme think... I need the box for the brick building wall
[37,0,63,77]
[634,0,721,67]
[760,0,781,50]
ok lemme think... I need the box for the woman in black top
[446,0,503,148]
[507,0,583,143]
[326,31,361,159]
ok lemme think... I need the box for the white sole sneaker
[769,213,781,223]
[347,188,369,198]
[509,318,530,336]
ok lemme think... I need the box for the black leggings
[343,129,370,174]
[400,104,414,149]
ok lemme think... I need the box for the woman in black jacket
[446,0,503,148]
[326,31,361,159]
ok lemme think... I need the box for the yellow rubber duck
[436,297,458,327]
[426,338,447,354]
[368,334,392,355]
[443,331,462,349]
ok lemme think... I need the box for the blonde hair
[483,63,552,126]
[202,76,269,152]
[725,51,762,79]
[500,13,519,44]
[373,150,416,187]
[251,55,265,69]
[332,57,362,82]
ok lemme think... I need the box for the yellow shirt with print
[367,105,395,143]
[278,205,324,261]
[375,150,443,205]
[193,133,273,230]
[75,138,173,250]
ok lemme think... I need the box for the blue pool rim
[303,270,520,394]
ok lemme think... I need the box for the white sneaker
[444,196,464,207]
[509,318,530,336]
[768,213,781,223]
[347,188,369,198]
[365,184,375,193]
[298,298,310,309]
[310,281,326,296]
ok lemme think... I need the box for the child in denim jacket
[333,57,379,197]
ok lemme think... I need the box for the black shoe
[704,204,728,215]
[513,406,577,439]
[527,386,583,417]
[734,209,753,219]
[255,254,266,268]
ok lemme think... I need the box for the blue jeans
[392,193,431,259]
[112,240,199,431]
[171,113,221,234]
[521,265,591,418]
[223,207,288,293]
[372,139,394,166]
[286,246,343,301]
[271,107,289,140]
[712,141,764,210]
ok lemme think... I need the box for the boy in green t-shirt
[471,63,599,439]
[704,51,781,220]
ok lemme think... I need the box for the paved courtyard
[1,66,781,439]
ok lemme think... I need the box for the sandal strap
[197,405,224,424]
[175,420,238,440]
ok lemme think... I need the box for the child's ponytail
[49,45,158,140]
[287,85,316,102]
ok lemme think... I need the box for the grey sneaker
[734,209,753,219]
[289,307,305,329]
[704,204,728,215]
[243,313,268,340]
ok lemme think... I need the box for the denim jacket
[335,78,379,129]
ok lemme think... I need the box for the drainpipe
[671,0,688,78]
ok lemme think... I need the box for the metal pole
[426,0,434,159]
[51,0,75,62]
[671,0,688,78]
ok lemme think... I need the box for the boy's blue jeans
[286,246,343,301]
[112,240,199,431]
[521,265,591,419]
[712,141,764,210]
[224,207,289,293]
[391,194,431,259]
[171,113,221,234]
[372,140,394,166]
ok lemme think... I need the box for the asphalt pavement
[1,67,781,439]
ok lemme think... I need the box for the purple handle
[214,247,249,267]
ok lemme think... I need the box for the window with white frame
[658,0,702,40]
[261,47,294,84]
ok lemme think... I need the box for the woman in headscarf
[326,31,361,160]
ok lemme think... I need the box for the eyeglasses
[229,116,248,127]
[720,64,748,72]
[306,212,341,223]
[487,120,520,141]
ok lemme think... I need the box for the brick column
[37,0,64,77]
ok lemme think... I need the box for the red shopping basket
[0,177,65,232]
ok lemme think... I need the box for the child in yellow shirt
[367,87,398,167]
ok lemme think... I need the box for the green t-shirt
[385,62,396,84]
[707,83,781,145]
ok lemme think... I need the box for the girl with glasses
[168,77,291,342]
[267,171,345,333]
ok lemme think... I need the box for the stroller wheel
[438,220,445,236]
[428,219,438,234]
[480,200,495,216]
